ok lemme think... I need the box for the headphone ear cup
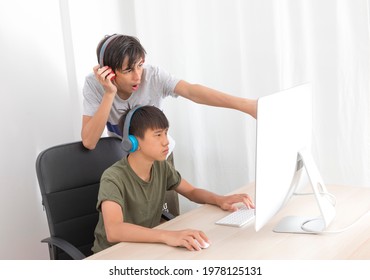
[121,105,142,153]
[121,138,131,153]
[128,135,139,153]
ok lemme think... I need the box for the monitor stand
[273,147,336,234]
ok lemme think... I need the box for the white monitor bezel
[254,83,335,234]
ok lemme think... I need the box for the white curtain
[69,0,370,212]
[127,0,370,209]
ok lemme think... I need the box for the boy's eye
[154,129,168,137]
[122,69,131,74]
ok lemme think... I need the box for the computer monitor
[254,83,336,234]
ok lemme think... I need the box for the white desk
[87,184,370,260]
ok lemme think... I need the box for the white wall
[0,0,78,259]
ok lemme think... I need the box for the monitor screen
[254,83,335,233]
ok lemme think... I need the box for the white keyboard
[215,206,255,227]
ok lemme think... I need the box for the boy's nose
[132,68,141,81]
[163,136,169,146]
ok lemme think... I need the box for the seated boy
[92,105,254,253]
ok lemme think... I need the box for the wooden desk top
[87,184,370,260]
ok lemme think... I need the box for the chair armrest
[161,211,176,221]
[41,237,85,260]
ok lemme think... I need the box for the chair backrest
[36,137,124,259]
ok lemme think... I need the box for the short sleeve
[145,65,180,99]
[96,176,125,212]
[82,74,104,116]
[164,161,182,191]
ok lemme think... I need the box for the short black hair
[118,106,169,139]
[96,34,146,71]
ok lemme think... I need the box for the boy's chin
[157,154,168,161]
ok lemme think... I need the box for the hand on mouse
[162,229,210,251]
[194,239,210,249]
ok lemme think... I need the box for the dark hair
[96,34,146,71]
[118,106,169,139]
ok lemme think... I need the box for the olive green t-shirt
[91,157,181,253]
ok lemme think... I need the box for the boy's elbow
[105,228,121,243]
[82,138,97,150]
[105,232,116,243]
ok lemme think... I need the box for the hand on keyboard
[217,193,255,211]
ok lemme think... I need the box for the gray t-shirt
[82,64,180,137]
[91,157,182,253]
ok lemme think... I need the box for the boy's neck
[116,90,132,100]
[127,153,153,182]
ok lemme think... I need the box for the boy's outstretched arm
[101,200,209,251]
[174,80,257,119]
[175,179,255,211]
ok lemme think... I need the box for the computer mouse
[194,239,210,249]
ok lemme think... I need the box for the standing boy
[82,34,257,150]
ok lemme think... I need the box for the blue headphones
[99,34,120,67]
[121,105,143,153]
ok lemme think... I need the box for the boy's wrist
[153,229,167,244]
[104,89,117,97]
[213,195,224,208]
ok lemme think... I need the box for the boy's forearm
[177,179,223,207]
[184,188,223,207]
[106,222,167,244]
[175,81,257,118]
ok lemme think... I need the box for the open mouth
[132,84,139,91]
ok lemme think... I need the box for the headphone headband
[99,34,120,67]
[121,105,143,153]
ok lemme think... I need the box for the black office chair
[36,137,179,260]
